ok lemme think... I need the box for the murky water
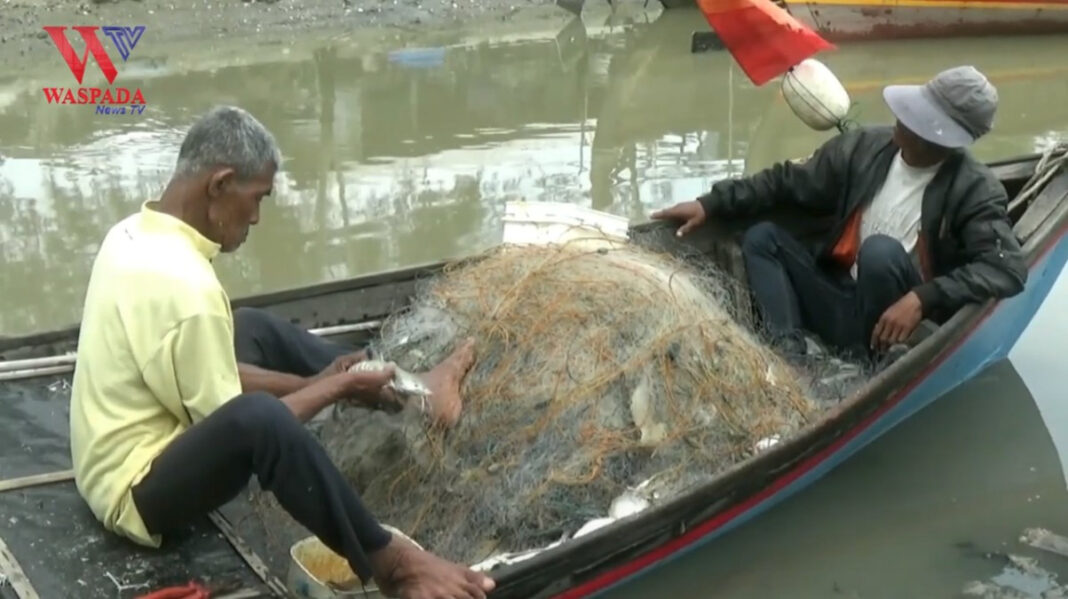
[2,5,1068,596]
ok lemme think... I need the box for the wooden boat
[656,0,1068,41]
[1,145,1066,598]
[783,0,1068,42]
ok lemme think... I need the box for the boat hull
[787,0,1068,41]
[660,0,1068,41]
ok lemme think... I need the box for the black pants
[130,307,389,584]
[741,222,922,356]
[232,306,360,377]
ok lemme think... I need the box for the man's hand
[312,351,369,383]
[335,366,400,409]
[871,291,923,351]
[650,200,707,237]
[307,350,373,388]
[279,365,396,423]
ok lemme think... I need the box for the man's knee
[223,392,300,439]
[741,222,784,257]
[857,235,910,276]
[233,307,274,336]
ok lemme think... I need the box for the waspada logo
[42,25,147,115]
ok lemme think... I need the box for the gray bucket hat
[883,66,999,148]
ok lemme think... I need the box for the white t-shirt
[851,151,941,279]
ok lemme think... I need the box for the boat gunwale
[0,260,448,355]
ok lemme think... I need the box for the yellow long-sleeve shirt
[69,201,243,547]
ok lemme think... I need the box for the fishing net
[306,236,824,566]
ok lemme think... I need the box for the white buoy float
[781,58,852,132]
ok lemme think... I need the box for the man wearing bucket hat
[652,65,1026,362]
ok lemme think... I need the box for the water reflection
[1,10,1068,338]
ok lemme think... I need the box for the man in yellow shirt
[69,105,495,599]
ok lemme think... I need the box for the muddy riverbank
[0,0,643,71]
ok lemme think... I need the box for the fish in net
[306,237,823,566]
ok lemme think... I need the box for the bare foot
[371,534,494,599]
[417,338,476,428]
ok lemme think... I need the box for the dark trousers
[741,222,922,356]
[232,307,360,377]
[130,308,389,584]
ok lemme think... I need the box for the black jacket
[697,125,1027,321]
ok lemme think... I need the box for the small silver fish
[608,490,650,520]
[347,359,432,398]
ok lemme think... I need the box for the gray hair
[174,105,283,180]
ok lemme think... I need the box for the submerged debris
[1021,528,1068,559]
[961,528,1068,598]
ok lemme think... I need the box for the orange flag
[697,0,835,86]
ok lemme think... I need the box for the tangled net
[312,237,821,566]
